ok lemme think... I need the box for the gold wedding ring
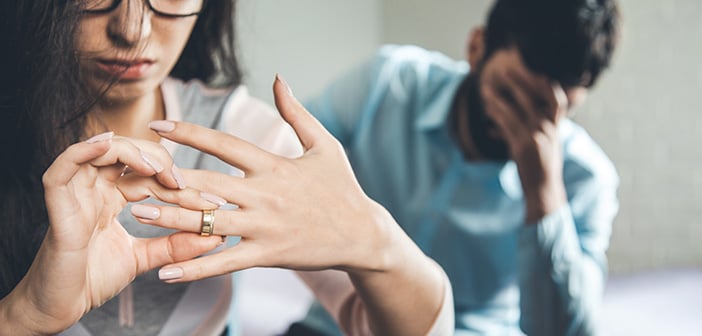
[200,209,215,236]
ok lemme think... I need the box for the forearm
[523,174,568,225]
[518,206,605,336]
[297,231,451,336]
[348,231,447,336]
[0,248,83,336]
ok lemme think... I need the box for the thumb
[273,74,330,150]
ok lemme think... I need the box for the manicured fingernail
[276,73,294,97]
[171,164,186,189]
[159,267,183,281]
[121,166,133,176]
[140,150,164,173]
[149,120,175,133]
[86,131,114,144]
[200,192,226,207]
[131,204,160,220]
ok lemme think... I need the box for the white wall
[236,0,381,103]
[381,0,492,60]
[575,0,702,273]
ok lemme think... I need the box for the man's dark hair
[483,0,620,87]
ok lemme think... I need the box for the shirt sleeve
[296,258,454,336]
[303,49,389,147]
[518,175,618,336]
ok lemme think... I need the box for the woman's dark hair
[0,0,240,298]
[171,0,242,87]
[483,0,620,87]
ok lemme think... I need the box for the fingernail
[140,150,164,173]
[171,164,186,189]
[159,267,183,281]
[122,166,133,176]
[149,120,176,133]
[200,192,226,208]
[131,204,160,220]
[276,73,294,97]
[86,131,114,144]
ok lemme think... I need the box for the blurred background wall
[236,0,702,275]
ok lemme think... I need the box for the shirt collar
[415,67,469,132]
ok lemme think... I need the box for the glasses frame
[82,0,206,18]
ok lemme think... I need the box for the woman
[0,0,453,335]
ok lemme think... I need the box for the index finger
[504,49,564,121]
[503,48,552,99]
[273,74,334,151]
[149,120,276,174]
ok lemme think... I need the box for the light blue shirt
[301,45,619,335]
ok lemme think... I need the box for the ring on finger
[200,209,215,236]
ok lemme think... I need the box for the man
[298,0,620,334]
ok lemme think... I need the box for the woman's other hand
[0,134,222,335]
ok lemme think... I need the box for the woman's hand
[139,76,407,281]
[0,133,222,335]
[141,76,448,336]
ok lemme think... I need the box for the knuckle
[259,189,286,210]
[165,236,177,261]
[269,157,289,174]
[327,137,345,154]
[41,171,55,188]
[268,158,297,180]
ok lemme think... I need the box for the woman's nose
[107,1,152,48]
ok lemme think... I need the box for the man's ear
[467,27,485,69]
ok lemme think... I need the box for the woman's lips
[96,59,154,80]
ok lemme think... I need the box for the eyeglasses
[81,0,205,18]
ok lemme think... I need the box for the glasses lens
[150,0,204,16]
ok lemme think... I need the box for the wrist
[0,283,51,336]
[345,229,444,336]
[1,255,80,336]
[524,180,567,224]
[347,199,405,275]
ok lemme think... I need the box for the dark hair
[483,0,620,87]
[171,0,242,87]
[0,0,240,298]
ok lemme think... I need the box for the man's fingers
[551,83,569,122]
[273,74,331,151]
[503,48,552,99]
[501,69,540,127]
[502,48,563,122]
[481,86,525,146]
[149,121,276,174]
